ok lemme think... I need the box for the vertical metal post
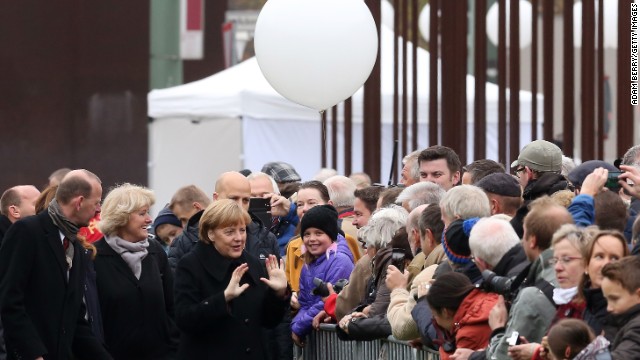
[411,0,419,152]
[543,0,554,141]
[150,0,182,89]
[364,0,382,182]
[321,111,327,168]
[474,0,487,160]
[429,0,439,146]
[331,105,338,169]
[596,0,604,160]
[617,0,633,156]
[344,98,353,176]
[531,0,538,140]
[582,0,596,161]
[563,0,575,156]
[401,0,409,156]
[498,0,507,164]
[509,0,520,164]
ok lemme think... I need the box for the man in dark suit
[0,169,111,360]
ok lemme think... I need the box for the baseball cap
[510,140,562,172]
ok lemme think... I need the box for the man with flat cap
[475,173,522,218]
[509,140,572,237]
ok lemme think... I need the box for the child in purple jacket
[291,205,354,347]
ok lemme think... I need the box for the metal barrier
[295,324,441,360]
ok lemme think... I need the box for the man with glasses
[509,140,572,238]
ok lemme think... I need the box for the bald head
[56,169,102,227]
[214,171,252,211]
[1,185,41,222]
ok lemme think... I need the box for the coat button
[246,348,251,353]
[244,318,249,324]
[203,301,209,305]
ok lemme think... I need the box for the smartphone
[249,198,272,227]
[507,331,521,346]
[391,248,406,273]
[605,171,623,190]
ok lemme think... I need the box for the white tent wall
[148,117,242,215]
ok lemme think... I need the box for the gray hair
[407,204,429,234]
[314,168,338,183]
[323,175,356,208]
[440,185,491,221]
[403,150,421,183]
[396,182,446,211]
[622,144,640,166]
[247,171,280,194]
[469,217,520,268]
[359,205,408,249]
[561,156,576,177]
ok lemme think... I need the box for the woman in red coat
[424,272,498,360]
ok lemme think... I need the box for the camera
[481,270,515,301]
[391,248,408,273]
[249,198,272,226]
[605,171,623,190]
[312,277,348,297]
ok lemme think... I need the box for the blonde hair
[98,184,155,236]
[199,199,251,244]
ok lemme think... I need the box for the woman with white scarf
[95,184,178,359]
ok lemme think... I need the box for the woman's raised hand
[260,255,288,297]
[224,263,250,301]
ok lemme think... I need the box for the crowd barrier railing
[294,324,441,360]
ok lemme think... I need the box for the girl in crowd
[95,184,178,359]
[291,205,354,347]
[544,319,610,360]
[423,272,499,360]
[173,199,289,359]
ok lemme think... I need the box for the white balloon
[254,0,379,111]
[418,4,430,42]
[486,0,533,49]
[381,0,394,31]
[573,0,619,49]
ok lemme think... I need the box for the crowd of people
[1,141,640,360]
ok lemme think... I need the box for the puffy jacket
[291,244,354,338]
[574,336,611,360]
[168,211,202,273]
[610,304,640,359]
[438,289,499,360]
[168,211,279,273]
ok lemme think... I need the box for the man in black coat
[0,169,111,360]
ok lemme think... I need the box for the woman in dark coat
[173,199,289,360]
[95,184,178,359]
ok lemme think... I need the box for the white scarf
[553,286,578,305]
[104,235,149,279]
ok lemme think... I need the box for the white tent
[148,25,542,210]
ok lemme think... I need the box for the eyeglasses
[514,167,526,178]
[549,256,583,266]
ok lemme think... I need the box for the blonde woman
[95,183,178,359]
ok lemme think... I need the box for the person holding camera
[423,272,499,360]
[290,205,354,347]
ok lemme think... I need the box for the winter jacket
[168,210,202,273]
[169,211,279,273]
[610,303,640,359]
[568,194,596,227]
[271,203,298,256]
[285,234,354,293]
[433,289,499,360]
[94,238,178,360]
[174,242,288,360]
[491,244,530,278]
[335,254,371,321]
[583,286,617,341]
[483,248,557,360]
[510,173,572,237]
[574,336,611,360]
[291,244,354,338]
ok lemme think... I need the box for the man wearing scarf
[0,169,111,360]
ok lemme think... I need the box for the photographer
[456,197,573,360]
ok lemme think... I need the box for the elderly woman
[335,205,409,340]
[94,183,178,359]
[173,199,289,359]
